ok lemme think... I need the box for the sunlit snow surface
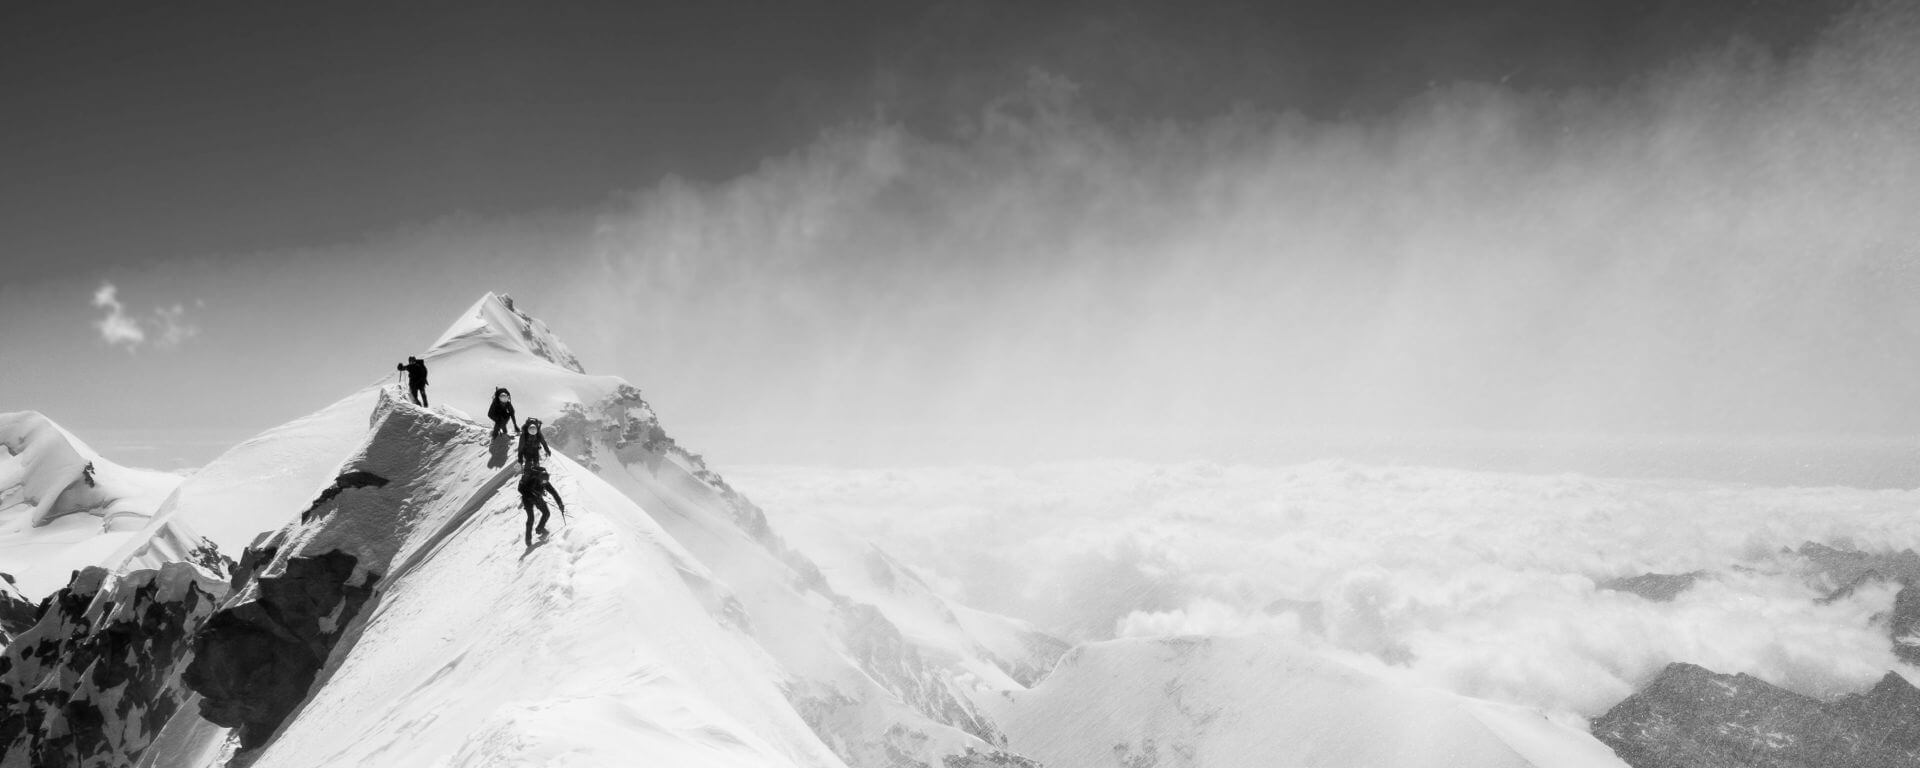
[0,411,182,596]
[100,294,1047,768]
[732,461,1920,720]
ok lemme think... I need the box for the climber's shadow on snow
[486,433,511,469]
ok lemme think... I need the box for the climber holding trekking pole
[396,356,429,407]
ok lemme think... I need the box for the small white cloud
[92,283,146,349]
[153,304,199,348]
[91,283,200,351]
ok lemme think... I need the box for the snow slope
[77,293,1675,768]
[985,636,1629,768]
[158,391,848,768]
[0,411,184,597]
[101,294,1047,767]
[117,293,606,571]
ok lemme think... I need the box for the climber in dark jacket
[487,388,518,438]
[517,418,552,467]
[518,464,565,545]
[396,356,429,407]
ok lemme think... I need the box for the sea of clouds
[733,460,1920,717]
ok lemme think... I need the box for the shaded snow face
[733,461,1920,718]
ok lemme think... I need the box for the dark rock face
[1593,662,1920,768]
[183,550,378,749]
[0,579,36,640]
[547,384,666,473]
[1794,543,1920,664]
[301,470,390,522]
[0,564,226,768]
[1600,572,1704,602]
[183,538,237,584]
[942,748,1043,768]
[1798,543,1920,588]
[1891,584,1920,665]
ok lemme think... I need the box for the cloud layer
[736,460,1920,717]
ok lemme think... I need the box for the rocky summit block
[1592,661,1920,768]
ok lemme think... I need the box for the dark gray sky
[3,0,1906,469]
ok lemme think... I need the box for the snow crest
[0,411,183,598]
[430,292,585,374]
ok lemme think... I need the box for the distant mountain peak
[429,292,585,374]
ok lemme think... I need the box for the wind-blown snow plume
[561,3,1920,463]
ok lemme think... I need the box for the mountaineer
[396,356,429,407]
[488,388,518,438]
[517,417,553,467]
[518,464,565,545]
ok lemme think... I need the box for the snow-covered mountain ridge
[3,294,1059,767]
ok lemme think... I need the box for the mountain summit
[431,292,585,374]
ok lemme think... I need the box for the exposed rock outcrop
[0,574,36,640]
[179,392,465,752]
[1794,543,1920,664]
[299,470,389,522]
[1599,572,1704,602]
[1592,662,1920,768]
[1892,583,1920,665]
[183,550,377,749]
[1797,543,1920,593]
[0,563,227,768]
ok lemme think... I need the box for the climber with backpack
[487,388,518,439]
[517,418,552,467]
[395,356,429,407]
[518,464,565,545]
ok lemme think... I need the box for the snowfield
[0,410,183,597]
[177,393,846,768]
